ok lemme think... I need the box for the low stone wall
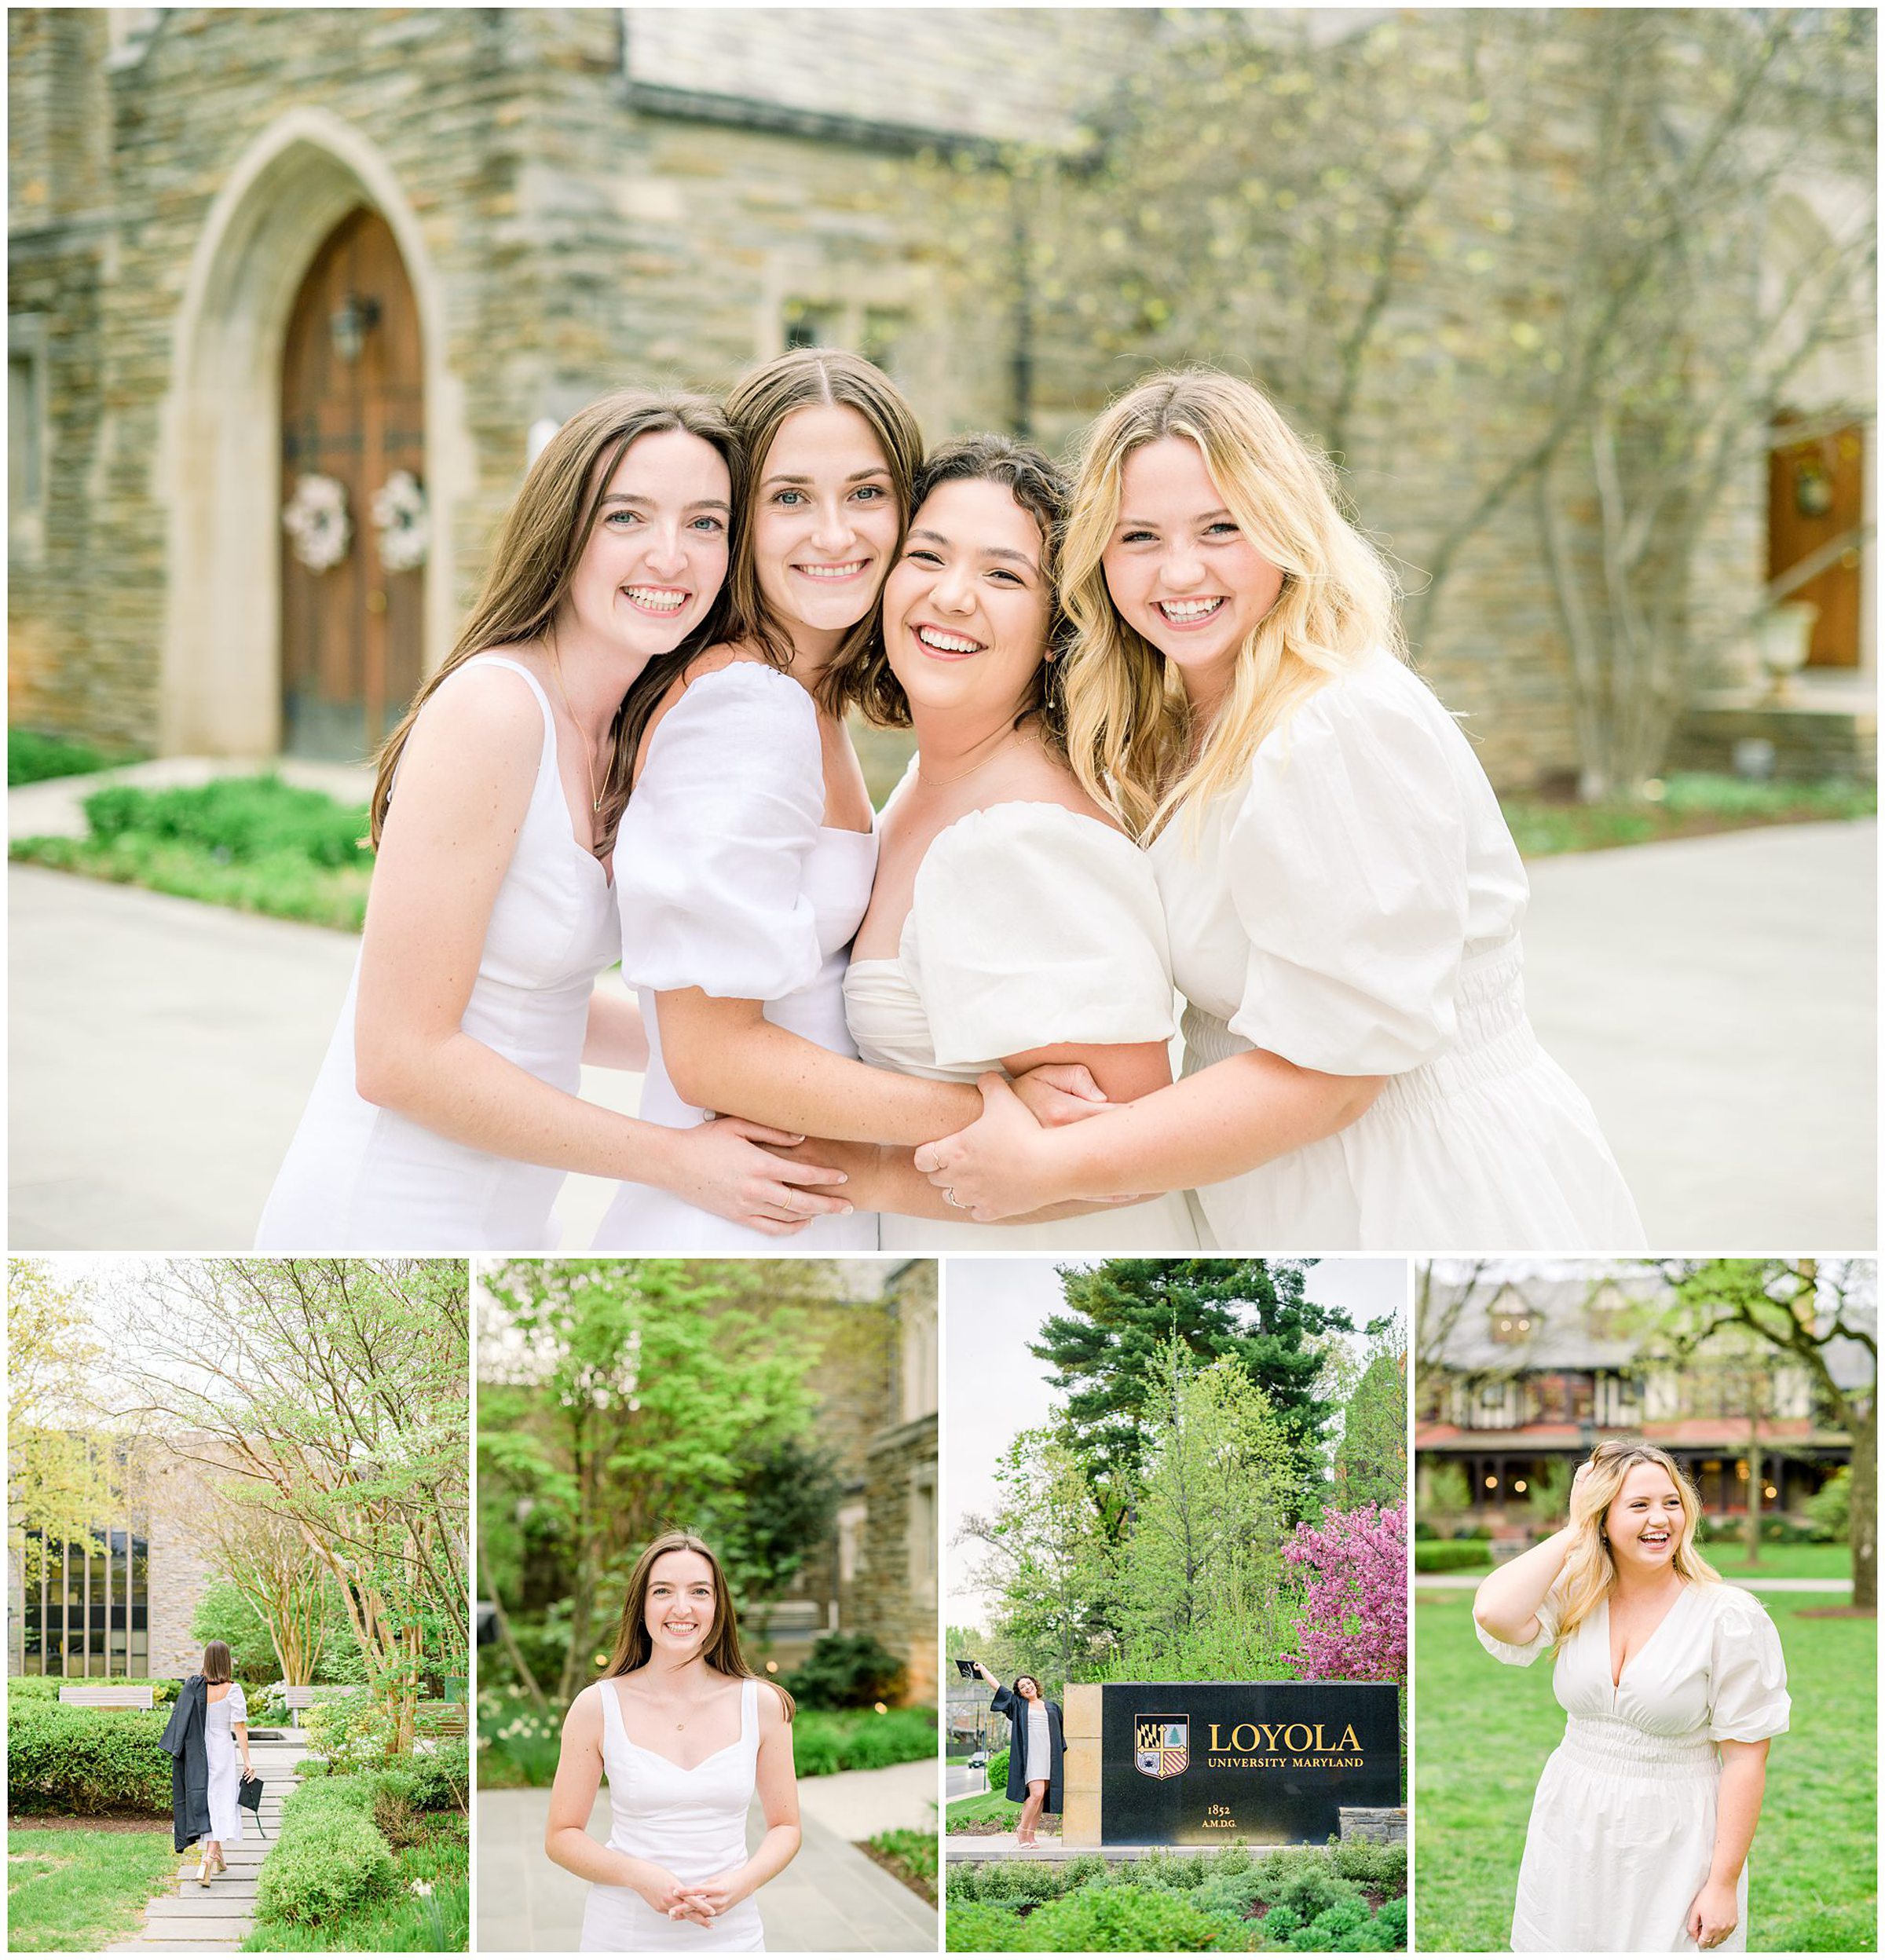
[1339,1805,1407,1845]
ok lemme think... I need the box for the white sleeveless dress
[593,663,880,1250]
[580,1677,766,1954]
[203,1682,247,1845]
[844,796,1197,1249]
[256,656,620,1250]
[1151,649,1645,1251]
[1480,1582,1790,1951]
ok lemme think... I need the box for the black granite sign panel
[1100,1681,1399,1845]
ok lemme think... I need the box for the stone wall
[137,1446,220,1680]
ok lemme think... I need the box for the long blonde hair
[1059,368,1401,842]
[603,1531,796,1721]
[1552,1440,1718,1654]
[369,389,741,856]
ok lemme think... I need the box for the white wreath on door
[371,470,430,573]
[282,474,351,572]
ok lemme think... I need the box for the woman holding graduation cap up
[974,1662,1063,1849]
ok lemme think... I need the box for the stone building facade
[8,7,1872,786]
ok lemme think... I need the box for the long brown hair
[199,1640,233,1685]
[827,433,1071,749]
[1552,1439,1718,1655]
[369,389,742,857]
[603,1531,796,1720]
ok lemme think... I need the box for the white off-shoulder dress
[203,1682,248,1847]
[256,656,620,1251]
[846,798,1197,1250]
[1151,649,1645,1252]
[1480,1582,1790,1952]
[579,1677,766,1953]
[593,662,880,1250]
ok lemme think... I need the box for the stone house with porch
[1415,1269,1863,1530]
[9,8,1872,788]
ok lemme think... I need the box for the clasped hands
[644,1863,748,1926]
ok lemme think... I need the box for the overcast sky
[942,1258,1411,1628]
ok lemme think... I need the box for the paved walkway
[102,1738,305,1952]
[9,815,1874,1249]
[476,1763,939,1952]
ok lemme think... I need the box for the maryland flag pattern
[1134,1713,1189,1779]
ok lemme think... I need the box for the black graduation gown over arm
[159,1674,210,1852]
[990,1683,1065,1815]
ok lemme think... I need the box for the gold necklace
[547,648,604,815]
[917,730,1019,791]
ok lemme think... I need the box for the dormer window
[1492,1311,1535,1344]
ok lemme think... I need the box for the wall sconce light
[330,293,382,364]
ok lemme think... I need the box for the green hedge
[8,1702,171,1815]
[1414,1541,1492,1574]
[8,1677,181,1705]
[254,1808,397,1925]
[790,1705,935,1776]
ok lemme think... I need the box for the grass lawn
[862,1827,939,1905]
[6,1825,178,1952]
[1414,1590,1876,1952]
[945,1787,1051,1836]
[1501,770,1875,856]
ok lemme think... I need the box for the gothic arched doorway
[279,207,425,757]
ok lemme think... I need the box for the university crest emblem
[1133,1713,1189,1779]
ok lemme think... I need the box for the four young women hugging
[1473,1442,1790,1953]
[258,344,1644,1253]
[547,1534,797,1953]
[159,1639,253,1890]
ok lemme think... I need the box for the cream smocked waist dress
[844,796,1197,1251]
[1479,1582,1790,1952]
[1151,649,1646,1252]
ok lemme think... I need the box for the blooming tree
[1283,1501,1407,1686]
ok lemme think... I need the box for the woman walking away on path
[547,1533,800,1951]
[167,1640,252,1887]
[975,1663,1063,1849]
[1473,1441,1789,1951]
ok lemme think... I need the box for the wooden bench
[280,1684,363,1712]
[415,1700,470,1739]
[57,1682,155,1710]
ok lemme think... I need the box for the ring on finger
[944,1187,967,1209]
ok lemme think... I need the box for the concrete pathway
[1415,1573,1851,1592]
[477,1764,938,1953]
[9,816,1874,1250]
[102,1739,306,1952]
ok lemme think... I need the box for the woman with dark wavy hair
[546,1533,799,1951]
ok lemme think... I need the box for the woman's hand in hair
[664,1117,853,1234]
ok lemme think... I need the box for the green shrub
[1803,1467,1850,1541]
[254,1808,397,1925]
[304,1694,399,1772]
[1331,1837,1407,1889]
[789,1705,935,1776]
[82,774,369,867]
[1022,1882,1239,1951]
[406,1735,470,1812]
[986,1745,1010,1789]
[782,1630,907,1709]
[280,1773,379,1825]
[1376,1896,1408,1947]
[1415,1541,1490,1572]
[947,1901,1028,1952]
[1194,1868,1266,1920]
[9,728,125,784]
[192,1581,283,1684]
[7,1702,170,1814]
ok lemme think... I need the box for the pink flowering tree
[1283,1502,1407,1685]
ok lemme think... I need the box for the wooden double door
[280,207,425,759]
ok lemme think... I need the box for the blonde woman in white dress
[1473,1441,1790,1952]
[547,1534,798,1953]
[591,354,1103,1249]
[258,391,851,1249]
[196,1640,251,1889]
[913,368,1645,1252]
[830,434,1195,1249]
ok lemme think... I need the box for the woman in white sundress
[547,1534,798,1952]
[196,1640,251,1889]
[913,368,1645,1252]
[592,353,1104,1250]
[830,434,1196,1249]
[1473,1441,1790,1952]
[255,389,851,1250]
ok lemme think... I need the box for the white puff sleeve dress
[846,799,1197,1249]
[1479,1582,1790,1951]
[1150,649,1645,1251]
[203,1682,248,1846]
[593,662,880,1250]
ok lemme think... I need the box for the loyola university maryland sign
[1102,1683,1397,1845]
